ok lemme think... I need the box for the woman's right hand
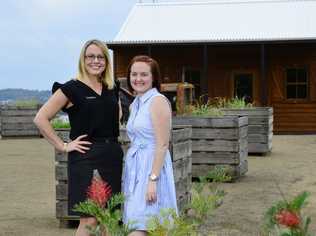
[66,134,92,153]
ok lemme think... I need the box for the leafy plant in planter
[183,95,223,117]
[210,96,253,109]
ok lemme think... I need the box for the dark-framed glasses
[85,54,105,62]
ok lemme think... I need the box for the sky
[0,0,137,90]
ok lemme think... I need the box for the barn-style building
[107,0,316,134]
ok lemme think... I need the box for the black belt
[89,137,118,143]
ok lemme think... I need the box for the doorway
[233,73,253,103]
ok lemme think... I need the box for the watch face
[150,174,158,181]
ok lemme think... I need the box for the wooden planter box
[55,126,192,227]
[173,116,248,180]
[0,105,41,137]
[222,107,273,154]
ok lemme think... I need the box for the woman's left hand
[146,181,157,203]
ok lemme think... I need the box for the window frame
[284,65,309,101]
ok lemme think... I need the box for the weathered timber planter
[222,107,273,154]
[0,105,41,137]
[55,125,192,226]
[173,115,248,180]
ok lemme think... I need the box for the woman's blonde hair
[77,39,114,89]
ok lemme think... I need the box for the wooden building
[107,0,316,134]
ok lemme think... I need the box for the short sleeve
[52,80,77,111]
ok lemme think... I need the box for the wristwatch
[149,173,159,182]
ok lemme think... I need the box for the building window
[184,68,201,98]
[234,73,253,103]
[285,67,308,99]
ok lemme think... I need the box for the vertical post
[147,45,152,57]
[260,44,268,106]
[111,49,116,80]
[201,44,208,96]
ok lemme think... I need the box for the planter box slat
[191,152,239,164]
[172,140,192,161]
[55,164,67,181]
[1,130,39,136]
[172,157,191,183]
[173,117,244,128]
[192,140,240,152]
[248,133,273,143]
[2,123,39,130]
[2,116,35,123]
[1,110,38,116]
[171,126,192,143]
[56,183,68,200]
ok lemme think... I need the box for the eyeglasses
[85,54,106,62]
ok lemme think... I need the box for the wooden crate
[173,116,248,179]
[55,126,192,226]
[222,107,273,154]
[170,125,192,212]
[0,105,41,137]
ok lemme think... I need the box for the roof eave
[107,37,316,47]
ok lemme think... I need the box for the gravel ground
[0,135,315,236]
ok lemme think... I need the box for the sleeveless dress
[53,79,123,216]
[122,88,178,230]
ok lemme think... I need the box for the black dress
[52,79,123,216]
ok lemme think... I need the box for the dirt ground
[0,135,315,236]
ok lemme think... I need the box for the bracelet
[63,142,68,153]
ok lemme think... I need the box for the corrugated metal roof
[109,0,316,44]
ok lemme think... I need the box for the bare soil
[0,135,315,236]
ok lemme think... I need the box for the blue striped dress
[122,88,178,230]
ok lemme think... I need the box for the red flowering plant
[262,191,312,236]
[74,170,135,236]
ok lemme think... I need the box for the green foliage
[183,95,224,117]
[13,99,40,108]
[188,167,229,226]
[225,96,252,108]
[262,191,312,236]
[147,167,228,235]
[198,166,232,183]
[214,96,253,109]
[51,118,70,129]
[188,186,224,226]
[147,208,196,236]
[74,193,135,236]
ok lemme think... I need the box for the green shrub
[225,97,253,109]
[51,118,70,129]
[212,96,253,109]
[183,95,224,117]
[147,208,196,236]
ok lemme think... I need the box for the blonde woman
[34,39,123,236]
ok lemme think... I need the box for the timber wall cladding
[222,108,273,154]
[173,116,248,179]
[273,103,316,133]
[0,105,40,137]
[55,126,192,226]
